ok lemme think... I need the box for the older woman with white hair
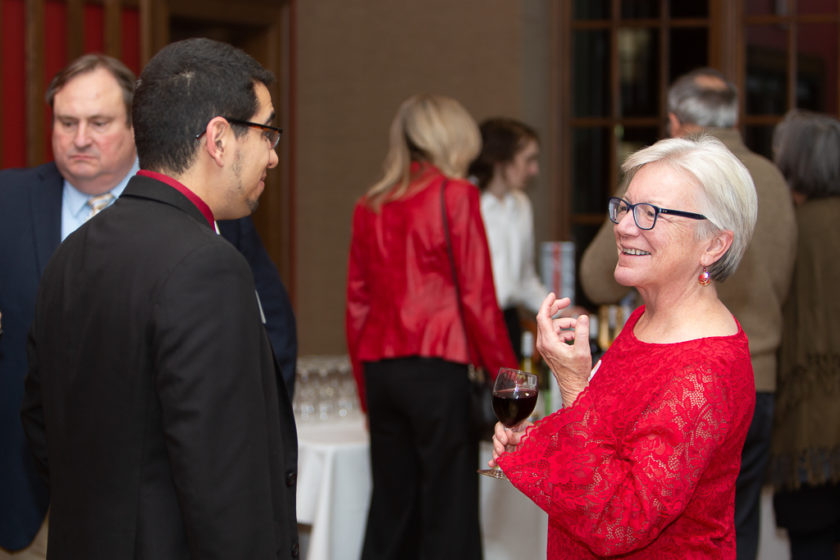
[490,135,758,558]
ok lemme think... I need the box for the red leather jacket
[346,164,517,409]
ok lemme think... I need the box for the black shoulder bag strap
[440,180,476,369]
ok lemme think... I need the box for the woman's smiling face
[612,162,709,294]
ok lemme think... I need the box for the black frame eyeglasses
[194,117,283,149]
[608,196,707,231]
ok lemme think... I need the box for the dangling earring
[698,266,711,286]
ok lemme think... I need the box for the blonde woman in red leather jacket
[346,93,516,560]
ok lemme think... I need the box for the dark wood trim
[66,0,85,60]
[286,0,297,300]
[167,0,280,23]
[139,0,168,65]
[25,0,45,167]
[743,13,840,24]
[572,19,710,29]
[741,114,790,125]
[555,0,571,241]
[787,8,797,112]
[570,117,661,126]
[572,213,613,226]
[711,0,739,79]
[104,0,123,59]
[608,0,619,196]
[0,1,3,164]
[659,0,669,131]
[139,0,150,64]
[837,0,840,113]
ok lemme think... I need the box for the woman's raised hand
[535,293,592,408]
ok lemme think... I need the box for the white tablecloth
[296,416,547,560]
[296,417,371,560]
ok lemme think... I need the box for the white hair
[667,68,738,128]
[622,135,757,281]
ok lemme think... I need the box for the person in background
[468,118,548,361]
[769,109,840,560]
[492,136,757,558]
[578,67,797,560]
[0,53,297,559]
[20,38,299,559]
[346,93,517,559]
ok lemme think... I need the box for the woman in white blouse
[469,118,547,360]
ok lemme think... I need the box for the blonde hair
[366,94,481,208]
[621,135,757,281]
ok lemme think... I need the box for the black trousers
[361,357,481,560]
[503,307,523,363]
[774,483,840,560]
[735,391,774,560]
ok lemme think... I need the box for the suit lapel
[29,163,64,276]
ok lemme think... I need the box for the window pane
[668,27,709,82]
[618,28,659,117]
[744,0,780,16]
[797,23,838,113]
[745,25,788,115]
[617,127,660,170]
[744,124,776,161]
[572,127,611,213]
[669,1,708,18]
[621,0,659,19]
[573,30,610,117]
[574,0,610,19]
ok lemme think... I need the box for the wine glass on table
[477,367,539,479]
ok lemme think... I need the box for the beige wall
[294,1,555,354]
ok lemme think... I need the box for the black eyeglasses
[608,196,707,230]
[194,117,283,149]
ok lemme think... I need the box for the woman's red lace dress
[497,306,755,558]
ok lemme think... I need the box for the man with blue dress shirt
[0,53,297,558]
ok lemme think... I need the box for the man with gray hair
[579,67,797,560]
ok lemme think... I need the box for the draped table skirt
[296,415,548,560]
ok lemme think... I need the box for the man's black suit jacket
[20,174,299,559]
[0,162,297,551]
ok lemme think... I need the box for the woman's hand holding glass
[484,295,592,477]
[477,368,538,479]
[488,418,531,469]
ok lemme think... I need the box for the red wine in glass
[493,388,538,427]
[478,367,539,479]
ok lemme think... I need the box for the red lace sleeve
[497,341,749,557]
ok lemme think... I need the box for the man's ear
[667,113,682,138]
[201,117,230,167]
[702,229,734,266]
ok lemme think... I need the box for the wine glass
[477,367,539,479]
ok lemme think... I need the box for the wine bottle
[520,330,534,373]
[521,331,543,420]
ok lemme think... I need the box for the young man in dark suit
[20,39,299,559]
[0,53,297,558]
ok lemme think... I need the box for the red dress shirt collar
[137,169,215,228]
